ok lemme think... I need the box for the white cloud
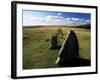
[85,20,90,22]
[23,15,46,26]
[46,15,64,24]
[79,18,85,22]
[71,17,80,21]
[66,18,72,21]
[23,14,90,26]
[57,13,62,16]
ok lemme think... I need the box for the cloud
[23,15,47,26]
[23,14,90,26]
[46,15,64,23]
[85,20,90,22]
[57,13,62,16]
[71,17,80,21]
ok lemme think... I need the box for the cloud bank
[23,12,90,26]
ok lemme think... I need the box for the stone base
[57,58,90,67]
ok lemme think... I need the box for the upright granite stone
[56,30,79,66]
[50,34,58,49]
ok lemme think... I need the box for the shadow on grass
[49,45,61,50]
[58,58,90,67]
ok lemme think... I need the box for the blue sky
[23,10,91,26]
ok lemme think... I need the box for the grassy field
[23,26,90,69]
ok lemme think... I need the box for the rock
[23,36,29,40]
[58,27,63,35]
[56,30,79,66]
[45,39,49,41]
[50,34,58,49]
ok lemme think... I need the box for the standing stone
[56,30,79,66]
[50,34,58,49]
[58,27,63,35]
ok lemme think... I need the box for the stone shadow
[57,58,90,67]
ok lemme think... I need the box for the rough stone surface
[56,30,79,66]
[50,34,58,49]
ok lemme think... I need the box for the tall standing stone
[56,30,79,66]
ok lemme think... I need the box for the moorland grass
[23,27,90,69]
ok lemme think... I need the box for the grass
[23,26,90,69]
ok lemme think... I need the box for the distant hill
[23,24,91,29]
[73,24,91,29]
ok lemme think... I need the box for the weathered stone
[57,27,64,35]
[56,30,79,66]
[50,34,58,49]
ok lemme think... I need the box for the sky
[23,10,91,26]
